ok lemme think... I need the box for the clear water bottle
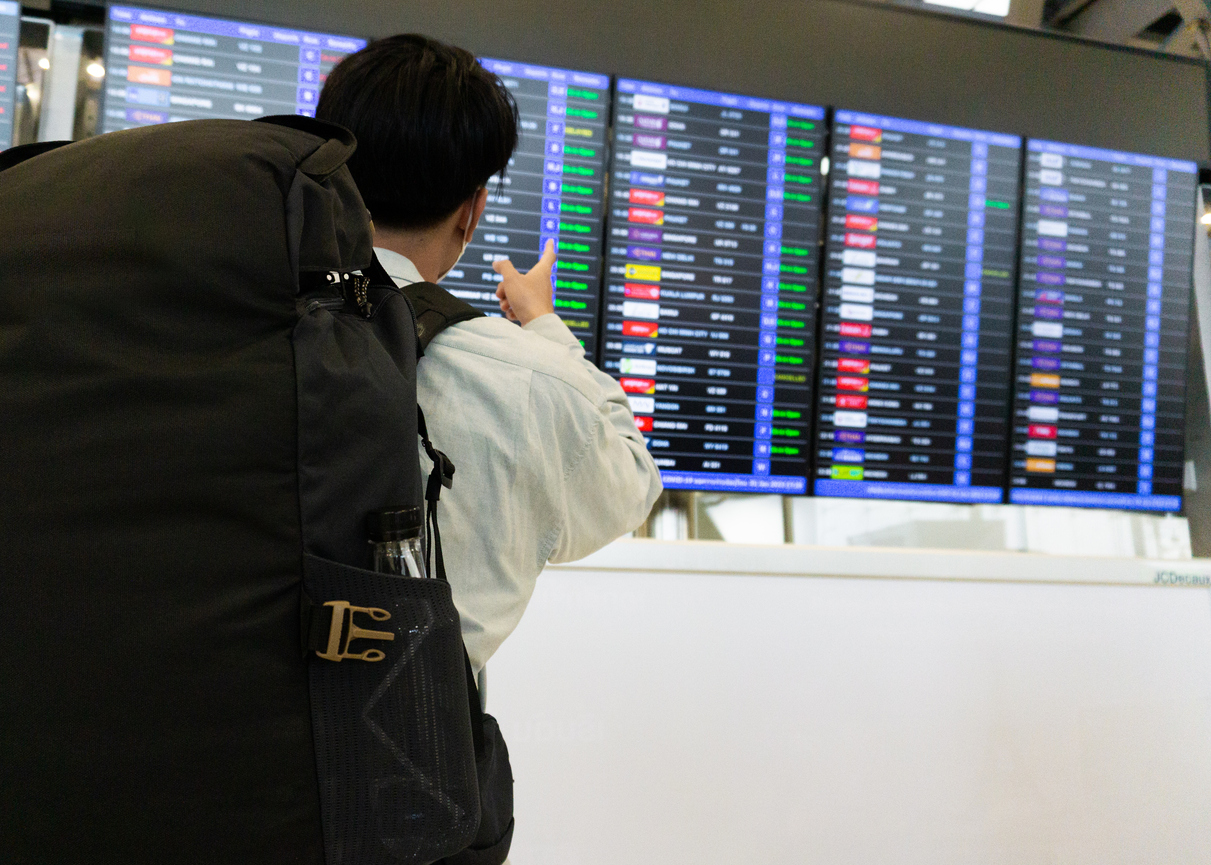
[366,506,427,579]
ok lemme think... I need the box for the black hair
[316,34,519,230]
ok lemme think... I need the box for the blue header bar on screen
[480,57,609,90]
[835,109,1021,148]
[617,78,825,119]
[1028,138,1196,173]
[109,5,366,53]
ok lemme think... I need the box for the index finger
[535,239,557,272]
[524,239,556,282]
[493,257,521,280]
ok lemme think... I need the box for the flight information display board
[601,79,826,494]
[0,1,17,151]
[440,58,610,355]
[101,4,365,132]
[814,111,1023,503]
[1008,141,1198,511]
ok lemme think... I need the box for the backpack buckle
[315,600,395,663]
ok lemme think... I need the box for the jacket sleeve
[521,314,663,564]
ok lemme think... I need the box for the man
[317,35,662,673]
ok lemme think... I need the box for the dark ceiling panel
[146,0,1208,163]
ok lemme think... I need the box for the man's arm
[495,243,663,563]
[524,316,663,562]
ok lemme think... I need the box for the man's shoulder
[424,315,601,404]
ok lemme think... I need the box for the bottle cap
[366,506,423,542]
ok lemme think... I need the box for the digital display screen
[0,1,18,151]
[100,4,365,133]
[1007,141,1198,511]
[600,79,826,494]
[814,111,1023,503]
[440,58,611,356]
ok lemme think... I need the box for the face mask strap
[437,190,483,283]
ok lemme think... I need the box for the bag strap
[0,140,71,173]
[353,253,489,758]
[297,408,487,759]
[363,255,483,352]
[418,403,487,760]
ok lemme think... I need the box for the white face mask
[437,209,476,283]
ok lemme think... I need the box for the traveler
[317,34,663,673]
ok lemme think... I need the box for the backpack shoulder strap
[364,255,484,351]
[0,140,71,173]
[358,252,488,759]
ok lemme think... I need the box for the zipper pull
[327,271,374,319]
[351,274,373,318]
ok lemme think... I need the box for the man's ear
[463,187,489,235]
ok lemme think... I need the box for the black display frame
[85,0,1210,512]
[1003,138,1200,513]
[810,108,1025,506]
[597,74,828,495]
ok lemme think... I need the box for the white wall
[489,541,1211,864]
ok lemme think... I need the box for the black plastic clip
[426,449,456,504]
[323,271,374,318]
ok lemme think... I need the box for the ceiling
[1042,0,1210,58]
[873,0,1209,58]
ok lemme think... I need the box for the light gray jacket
[377,248,663,671]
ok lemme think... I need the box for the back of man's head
[317,34,519,230]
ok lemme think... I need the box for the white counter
[490,540,1211,864]
[553,537,1211,586]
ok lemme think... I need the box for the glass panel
[14,18,51,147]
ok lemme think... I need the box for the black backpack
[0,117,511,864]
